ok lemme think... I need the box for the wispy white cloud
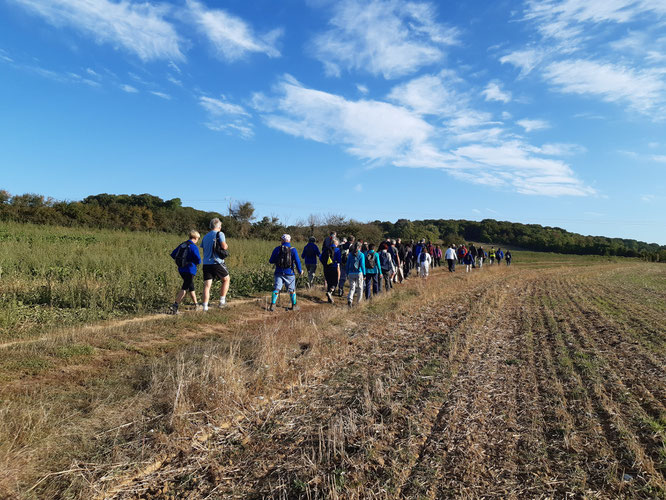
[187,0,282,61]
[543,59,666,113]
[150,91,171,100]
[356,84,369,94]
[259,76,593,197]
[312,0,459,79]
[517,118,550,132]
[482,82,511,103]
[499,48,545,77]
[387,71,462,116]
[0,48,14,63]
[120,84,138,93]
[651,154,666,163]
[11,0,183,61]
[199,95,253,139]
[641,194,655,202]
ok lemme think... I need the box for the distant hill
[1,189,664,261]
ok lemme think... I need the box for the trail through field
[99,263,666,499]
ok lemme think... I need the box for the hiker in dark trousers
[445,244,457,272]
[505,250,512,266]
[363,243,382,298]
[301,236,321,289]
[169,230,201,314]
[268,234,302,312]
[320,237,341,303]
[496,248,504,265]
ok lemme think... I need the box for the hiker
[169,230,201,314]
[477,246,484,268]
[337,236,354,297]
[363,243,382,298]
[505,250,512,266]
[268,234,302,312]
[320,237,341,303]
[201,218,229,311]
[345,242,366,307]
[413,240,423,273]
[463,251,474,272]
[489,248,496,265]
[469,244,477,268]
[379,244,395,291]
[445,244,457,272]
[301,236,321,289]
[434,245,442,267]
[419,247,432,278]
[457,244,468,264]
[390,240,402,283]
[403,244,413,278]
[496,247,504,265]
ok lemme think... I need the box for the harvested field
[2,259,665,499]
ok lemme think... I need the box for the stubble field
[0,228,663,498]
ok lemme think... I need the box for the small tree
[228,201,255,237]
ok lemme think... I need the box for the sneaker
[194,304,203,311]
[268,303,275,312]
[347,300,352,308]
[289,305,299,312]
[168,303,179,315]
[218,302,227,309]
[326,291,333,304]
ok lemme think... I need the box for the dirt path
[98,264,665,499]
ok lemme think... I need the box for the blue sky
[1,0,665,244]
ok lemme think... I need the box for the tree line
[1,189,664,261]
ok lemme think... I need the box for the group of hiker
[169,220,512,314]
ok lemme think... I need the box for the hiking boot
[268,303,275,312]
[289,305,299,312]
[168,303,179,315]
[347,299,353,308]
[326,291,333,303]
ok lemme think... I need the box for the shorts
[179,272,195,292]
[274,273,296,293]
[203,263,229,281]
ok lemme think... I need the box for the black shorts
[203,263,229,281]
[179,272,195,292]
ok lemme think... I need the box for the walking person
[489,247,496,266]
[419,247,432,278]
[201,218,230,311]
[477,246,484,268]
[389,240,402,283]
[379,245,395,291]
[463,251,474,272]
[403,244,413,279]
[445,244,457,272]
[268,234,303,312]
[505,250,512,266]
[320,238,341,303]
[169,230,201,314]
[469,244,477,268]
[434,245,442,267]
[346,243,366,307]
[301,236,321,289]
[363,243,382,299]
[496,247,504,266]
[337,237,353,297]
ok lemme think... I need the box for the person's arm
[218,232,228,251]
[269,247,278,265]
[315,245,321,258]
[293,248,302,274]
[191,244,201,265]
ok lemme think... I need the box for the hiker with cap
[301,236,321,289]
[268,234,302,312]
[320,237,342,303]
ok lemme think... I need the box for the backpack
[173,241,191,268]
[379,251,392,269]
[366,251,376,270]
[340,247,349,265]
[214,232,228,260]
[277,245,293,269]
[420,251,428,263]
[349,251,361,272]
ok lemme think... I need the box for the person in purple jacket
[169,230,201,314]
[268,234,302,312]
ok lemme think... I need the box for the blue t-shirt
[201,230,226,265]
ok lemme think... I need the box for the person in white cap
[268,234,302,311]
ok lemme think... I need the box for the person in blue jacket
[496,247,504,265]
[345,242,366,307]
[320,237,342,303]
[169,230,201,314]
[363,243,382,299]
[268,234,302,312]
[301,236,321,289]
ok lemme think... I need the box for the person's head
[309,236,316,243]
[342,237,348,244]
[189,230,200,242]
[361,242,368,252]
[332,237,339,247]
[368,243,375,250]
[281,234,291,244]
[391,239,396,245]
[330,231,336,237]
[397,238,402,244]
[209,218,222,231]
[348,235,355,243]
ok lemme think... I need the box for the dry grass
[1,260,665,499]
